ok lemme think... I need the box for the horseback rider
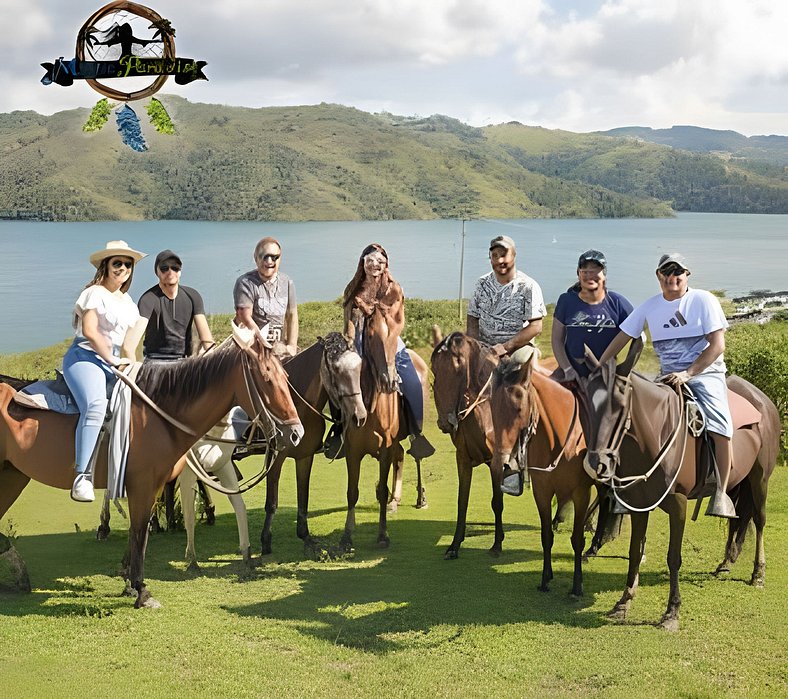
[132,249,215,360]
[233,236,298,360]
[599,253,736,518]
[62,240,147,502]
[323,243,435,460]
[552,249,633,381]
[466,234,546,493]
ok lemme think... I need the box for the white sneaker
[71,473,95,502]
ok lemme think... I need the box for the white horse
[181,406,252,570]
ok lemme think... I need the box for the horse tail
[729,476,755,540]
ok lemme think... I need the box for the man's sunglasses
[159,264,181,273]
[258,253,281,262]
[110,259,134,269]
[659,265,687,277]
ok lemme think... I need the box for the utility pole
[458,218,467,320]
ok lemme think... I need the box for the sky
[2,0,786,136]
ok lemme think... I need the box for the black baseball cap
[155,249,182,271]
[577,249,606,269]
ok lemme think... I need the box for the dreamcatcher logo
[40,1,208,150]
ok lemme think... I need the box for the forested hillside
[0,97,785,221]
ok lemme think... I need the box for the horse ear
[430,324,444,348]
[583,344,601,371]
[616,334,644,377]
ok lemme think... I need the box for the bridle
[589,372,688,512]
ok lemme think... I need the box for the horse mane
[322,332,352,364]
[136,341,242,410]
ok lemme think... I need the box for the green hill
[0,97,785,221]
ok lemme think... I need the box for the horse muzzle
[280,421,304,448]
[583,450,617,482]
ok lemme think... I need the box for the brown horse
[328,306,430,550]
[431,331,504,558]
[260,333,366,555]
[577,340,781,630]
[0,331,302,608]
[491,354,591,596]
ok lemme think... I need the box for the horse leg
[376,449,392,548]
[657,493,687,631]
[445,455,473,559]
[164,480,177,531]
[199,481,216,525]
[260,454,285,556]
[127,487,161,609]
[0,462,30,520]
[535,490,555,592]
[609,511,649,621]
[294,456,315,547]
[552,498,570,531]
[570,484,591,597]
[749,474,768,587]
[179,462,200,571]
[414,455,427,509]
[388,446,403,513]
[216,461,251,566]
[340,453,361,552]
[97,489,111,541]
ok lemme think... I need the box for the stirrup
[500,467,524,496]
[706,490,737,518]
[611,497,630,514]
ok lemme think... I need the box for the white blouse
[73,285,140,354]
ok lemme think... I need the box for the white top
[619,288,728,374]
[467,269,546,345]
[73,285,140,354]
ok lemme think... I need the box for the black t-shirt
[138,285,205,358]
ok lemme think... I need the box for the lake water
[0,212,785,354]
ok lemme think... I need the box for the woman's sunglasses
[258,253,281,262]
[110,259,134,269]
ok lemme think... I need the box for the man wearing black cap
[136,249,214,360]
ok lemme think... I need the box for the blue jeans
[396,347,423,433]
[62,341,116,474]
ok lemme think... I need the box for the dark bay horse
[431,331,504,558]
[0,330,302,608]
[330,306,430,550]
[260,334,366,555]
[491,354,591,596]
[577,341,780,630]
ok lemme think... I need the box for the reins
[458,370,493,421]
[525,383,581,474]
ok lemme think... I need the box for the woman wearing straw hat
[63,240,147,502]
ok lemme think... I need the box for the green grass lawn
[2,406,786,697]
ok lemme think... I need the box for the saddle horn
[583,344,601,371]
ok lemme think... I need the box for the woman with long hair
[323,243,434,459]
[63,240,147,502]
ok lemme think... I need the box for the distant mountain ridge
[597,125,788,167]
[0,97,785,221]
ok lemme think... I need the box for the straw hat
[89,240,147,268]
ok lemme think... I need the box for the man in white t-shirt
[599,253,736,518]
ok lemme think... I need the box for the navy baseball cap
[577,249,606,269]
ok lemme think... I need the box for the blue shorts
[688,371,733,438]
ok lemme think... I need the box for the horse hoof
[658,616,679,632]
[415,501,428,510]
[136,596,162,610]
[608,606,628,621]
[444,548,459,560]
[537,584,550,593]
[186,561,201,573]
[713,564,730,577]
[750,576,765,588]
[488,546,502,558]
[96,527,110,541]
[205,508,216,526]
[120,584,135,598]
[377,537,390,549]
[387,501,398,514]
[260,540,272,556]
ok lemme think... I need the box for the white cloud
[0,1,785,135]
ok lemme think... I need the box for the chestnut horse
[329,306,430,550]
[491,354,591,596]
[260,334,366,555]
[431,331,504,558]
[577,341,780,630]
[0,330,302,608]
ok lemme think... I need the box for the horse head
[319,333,367,428]
[576,338,642,482]
[431,332,495,434]
[490,353,537,470]
[232,322,304,449]
[364,305,399,393]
